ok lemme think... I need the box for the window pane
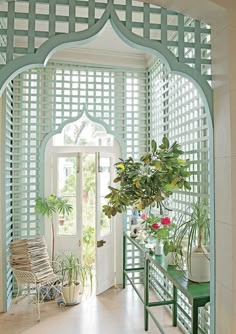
[57,157,77,235]
[99,157,111,236]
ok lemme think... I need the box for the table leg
[192,301,199,334]
[123,234,126,289]
[172,285,177,326]
[144,256,149,331]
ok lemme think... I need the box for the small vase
[155,239,163,255]
[165,252,176,266]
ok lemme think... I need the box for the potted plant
[174,201,210,282]
[102,136,191,218]
[57,253,93,305]
[141,214,176,256]
[163,239,183,266]
[35,194,73,260]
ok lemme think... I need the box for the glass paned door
[81,154,96,266]
[96,153,115,295]
[54,151,115,294]
[57,156,77,235]
[54,154,82,257]
[98,155,112,236]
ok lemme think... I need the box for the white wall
[0,96,3,312]
[212,10,236,333]
[145,1,236,332]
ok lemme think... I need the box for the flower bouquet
[141,213,176,255]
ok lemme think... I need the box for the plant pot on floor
[62,282,82,305]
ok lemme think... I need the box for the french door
[53,150,115,294]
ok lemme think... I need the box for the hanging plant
[102,136,191,218]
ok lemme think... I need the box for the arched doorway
[0,2,214,333]
[44,112,122,294]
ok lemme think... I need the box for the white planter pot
[62,283,82,305]
[155,240,163,255]
[187,249,210,282]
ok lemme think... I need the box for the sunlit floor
[0,286,184,334]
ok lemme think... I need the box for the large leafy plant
[35,194,73,260]
[103,136,191,218]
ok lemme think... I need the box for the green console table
[123,232,210,334]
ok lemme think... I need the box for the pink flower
[161,217,171,225]
[152,223,160,230]
[141,213,148,220]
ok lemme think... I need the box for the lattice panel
[126,238,144,284]
[50,63,147,158]
[0,17,6,65]
[10,61,147,237]
[114,0,211,79]
[12,73,41,239]
[149,60,210,213]
[3,83,14,310]
[0,0,211,81]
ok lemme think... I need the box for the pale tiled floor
[0,286,184,334]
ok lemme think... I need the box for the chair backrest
[10,237,55,282]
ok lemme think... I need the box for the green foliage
[173,201,210,269]
[82,225,95,266]
[57,253,93,290]
[143,215,177,252]
[83,157,96,194]
[35,194,73,260]
[103,136,191,218]
[163,239,183,257]
[35,194,73,217]
[63,174,76,194]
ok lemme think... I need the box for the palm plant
[59,253,92,288]
[174,201,210,281]
[35,194,73,260]
[57,253,93,305]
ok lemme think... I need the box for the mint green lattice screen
[11,61,147,239]
[149,60,210,211]
[3,83,14,309]
[0,0,212,326]
[148,60,210,333]
[0,0,211,81]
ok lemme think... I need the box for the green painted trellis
[0,1,214,333]
[0,0,212,100]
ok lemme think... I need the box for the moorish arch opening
[0,1,213,333]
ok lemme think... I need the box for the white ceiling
[52,22,155,68]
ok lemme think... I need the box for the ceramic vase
[155,239,163,255]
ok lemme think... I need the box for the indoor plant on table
[174,201,210,282]
[141,214,177,257]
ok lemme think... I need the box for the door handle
[97,240,106,248]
